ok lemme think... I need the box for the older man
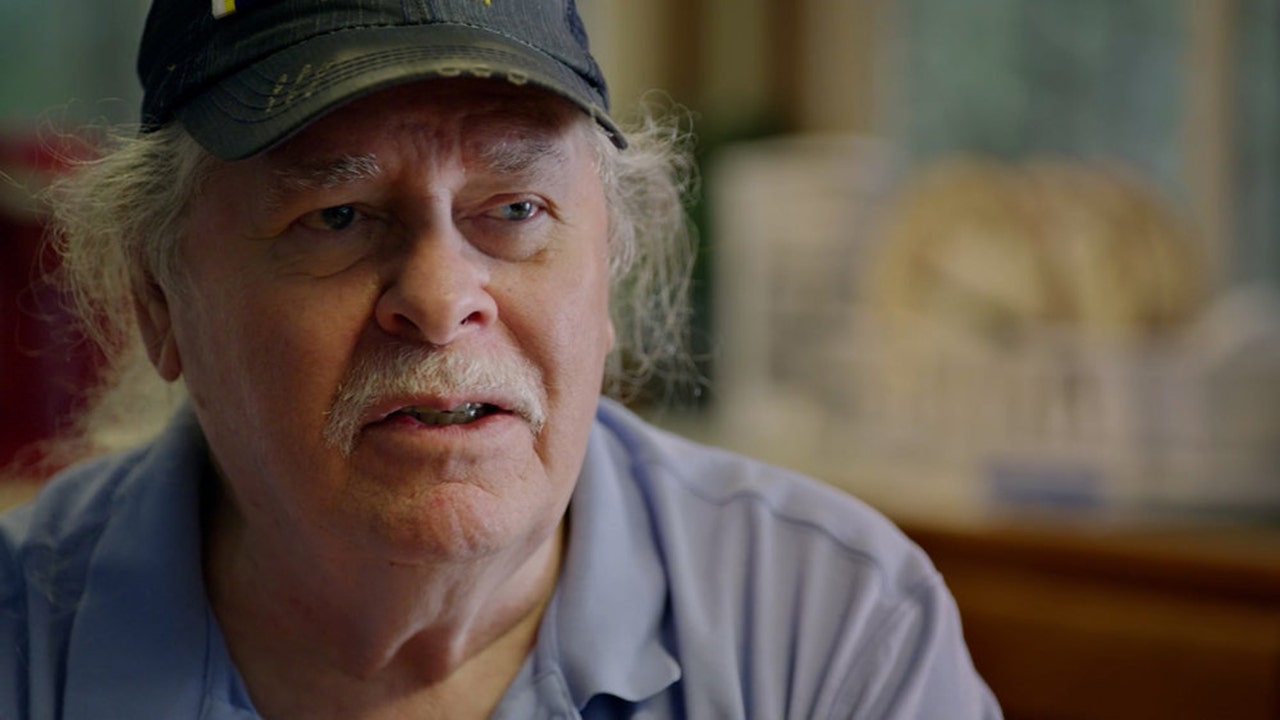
[1,1,1000,718]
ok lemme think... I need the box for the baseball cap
[137,0,625,160]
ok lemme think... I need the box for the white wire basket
[708,135,1280,518]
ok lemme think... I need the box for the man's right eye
[274,204,386,277]
[300,205,359,231]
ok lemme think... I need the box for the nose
[374,223,497,346]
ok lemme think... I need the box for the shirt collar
[532,402,682,709]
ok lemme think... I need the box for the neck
[203,480,564,719]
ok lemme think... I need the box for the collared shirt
[1,399,1001,719]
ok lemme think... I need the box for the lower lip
[358,410,524,448]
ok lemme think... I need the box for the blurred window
[0,0,148,129]
[897,0,1278,288]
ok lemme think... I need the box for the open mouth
[390,402,503,427]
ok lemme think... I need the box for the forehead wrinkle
[453,96,578,180]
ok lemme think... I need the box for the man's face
[146,80,615,563]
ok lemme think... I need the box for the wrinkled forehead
[259,79,592,169]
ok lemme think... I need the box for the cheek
[545,262,614,407]
[560,187,615,365]
[233,289,370,412]
[497,245,612,424]
[546,233,614,371]
[174,272,367,440]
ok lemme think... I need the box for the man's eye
[300,205,359,231]
[494,201,538,221]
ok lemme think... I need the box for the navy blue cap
[137,0,624,160]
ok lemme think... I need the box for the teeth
[399,403,492,426]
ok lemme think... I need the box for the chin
[336,468,562,564]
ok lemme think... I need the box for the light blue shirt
[2,399,1001,719]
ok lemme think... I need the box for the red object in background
[0,134,104,477]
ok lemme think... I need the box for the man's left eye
[493,201,538,221]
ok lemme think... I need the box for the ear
[134,280,182,381]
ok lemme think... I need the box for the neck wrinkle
[203,478,565,716]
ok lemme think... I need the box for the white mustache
[323,345,548,456]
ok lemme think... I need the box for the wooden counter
[901,515,1280,720]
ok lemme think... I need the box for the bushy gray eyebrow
[258,122,572,213]
[263,154,382,208]
[472,135,569,177]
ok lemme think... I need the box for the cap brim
[176,23,625,160]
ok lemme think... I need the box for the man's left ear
[134,280,182,381]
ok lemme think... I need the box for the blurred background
[1,1,1278,718]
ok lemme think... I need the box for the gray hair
[43,104,698,460]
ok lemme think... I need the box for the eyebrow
[469,130,572,179]
[263,153,382,207]
[258,118,575,209]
